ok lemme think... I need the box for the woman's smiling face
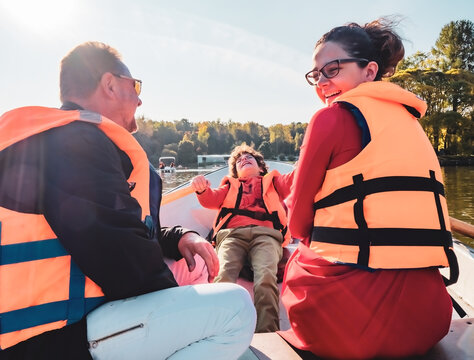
[312,41,376,105]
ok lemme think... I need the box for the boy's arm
[196,184,229,209]
[274,169,295,199]
[191,174,229,209]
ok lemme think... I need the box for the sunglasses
[112,73,142,95]
[305,58,369,85]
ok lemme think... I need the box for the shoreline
[438,155,473,166]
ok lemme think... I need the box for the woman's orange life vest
[0,106,152,350]
[310,82,458,284]
[210,170,290,247]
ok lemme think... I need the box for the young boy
[191,144,293,333]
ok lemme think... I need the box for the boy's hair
[228,144,268,178]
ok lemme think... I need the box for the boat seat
[420,318,473,360]
[237,318,473,360]
[238,333,301,360]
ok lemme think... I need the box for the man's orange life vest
[0,106,152,350]
[310,82,458,284]
[210,170,290,247]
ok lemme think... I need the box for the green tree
[258,141,272,159]
[205,120,234,154]
[294,132,303,154]
[162,143,179,156]
[134,116,163,164]
[197,123,210,148]
[391,20,474,156]
[432,20,474,71]
[161,148,177,158]
[177,138,196,166]
[397,51,431,71]
[246,122,269,149]
[444,69,474,114]
[269,124,292,155]
[175,118,195,133]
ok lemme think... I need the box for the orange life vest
[0,106,152,349]
[210,170,290,247]
[310,82,458,284]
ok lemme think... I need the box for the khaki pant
[215,225,283,333]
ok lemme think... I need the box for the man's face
[109,64,142,133]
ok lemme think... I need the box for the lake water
[161,166,474,248]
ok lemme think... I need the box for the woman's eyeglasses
[305,58,369,86]
[112,73,142,95]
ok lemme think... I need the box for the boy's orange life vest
[310,82,458,284]
[210,170,290,247]
[0,106,152,349]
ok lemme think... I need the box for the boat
[160,161,474,360]
[158,156,176,173]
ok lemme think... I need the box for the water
[161,166,474,248]
[160,168,214,191]
[442,167,474,247]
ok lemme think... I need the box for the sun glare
[1,0,76,34]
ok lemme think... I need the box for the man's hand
[191,175,210,194]
[178,232,219,282]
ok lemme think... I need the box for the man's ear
[365,61,379,81]
[99,72,117,98]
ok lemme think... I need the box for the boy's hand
[191,175,210,194]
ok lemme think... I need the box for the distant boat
[158,156,176,174]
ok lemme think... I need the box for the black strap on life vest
[208,182,287,243]
[206,183,245,244]
[214,183,244,233]
[403,104,422,118]
[352,174,370,266]
[427,170,460,287]
[312,227,453,246]
[312,171,458,285]
[218,208,286,232]
[313,175,445,211]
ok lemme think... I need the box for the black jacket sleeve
[0,119,181,359]
[147,164,198,260]
[40,122,178,300]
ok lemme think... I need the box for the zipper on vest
[89,323,144,349]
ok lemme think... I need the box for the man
[0,41,256,360]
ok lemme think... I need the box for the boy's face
[236,153,261,178]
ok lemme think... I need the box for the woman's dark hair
[228,144,268,178]
[316,18,405,80]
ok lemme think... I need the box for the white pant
[86,283,256,360]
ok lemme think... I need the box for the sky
[0,0,472,127]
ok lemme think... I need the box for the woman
[279,19,457,359]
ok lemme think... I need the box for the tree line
[134,20,473,167]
